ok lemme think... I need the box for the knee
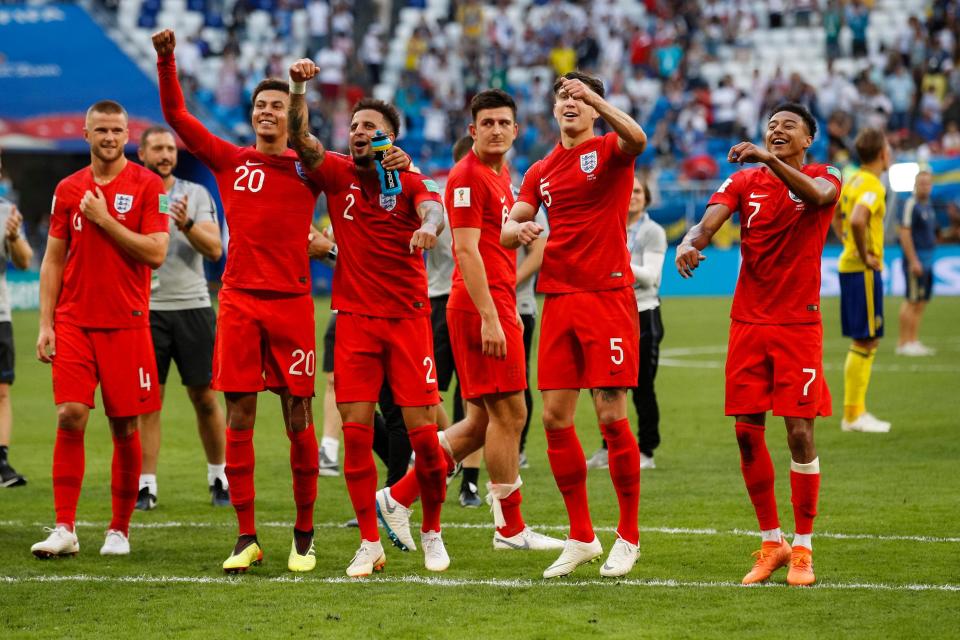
[189,388,220,419]
[0,383,10,403]
[541,405,568,430]
[57,404,87,431]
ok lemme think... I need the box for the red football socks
[108,430,142,536]
[226,427,257,536]
[735,422,779,531]
[496,487,525,539]
[52,428,85,530]
[601,418,641,545]
[342,422,379,541]
[790,462,821,536]
[287,424,319,532]
[546,425,594,543]
[408,424,446,533]
[388,467,419,507]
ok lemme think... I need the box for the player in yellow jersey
[832,128,892,433]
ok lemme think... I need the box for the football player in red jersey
[501,71,647,579]
[31,100,170,559]
[372,89,564,557]
[153,29,333,574]
[288,59,451,577]
[676,102,842,587]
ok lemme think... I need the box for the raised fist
[152,29,177,56]
[289,59,320,83]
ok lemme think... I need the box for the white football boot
[543,536,603,578]
[31,525,79,559]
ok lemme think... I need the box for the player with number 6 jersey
[501,71,647,580]
[31,99,170,560]
[154,29,329,575]
[287,58,451,578]
[676,102,842,587]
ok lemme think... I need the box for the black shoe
[459,482,482,508]
[0,458,26,487]
[135,486,157,511]
[209,478,230,507]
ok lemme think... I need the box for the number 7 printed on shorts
[801,368,817,396]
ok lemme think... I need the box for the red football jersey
[159,54,321,294]
[445,149,517,317]
[707,164,842,325]
[308,152,443,318]
[517,132,636,294]
[50,161,169,329]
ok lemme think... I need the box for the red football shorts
[447,308,526,400]
[538,287,640,390]
[334,312,440,407]
[212,287,316,397]
[725,320,832,419]
[52,322,161,417]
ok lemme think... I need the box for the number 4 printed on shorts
[139,367,152,391]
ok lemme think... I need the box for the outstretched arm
[560,78,646,155]
[675,203,733,278]
[288,59,327,170]
[727,142,837,207]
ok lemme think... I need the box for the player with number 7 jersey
[154,29,328,575]
[675,102,842,587]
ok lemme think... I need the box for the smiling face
[349,108,392,166]
[84,111,129,163]
[251,89,289,142]
[765,110,812,161]
[139,131,178,179]
[552,86,598,139]
[470,106,517,158]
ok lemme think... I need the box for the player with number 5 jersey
[501,71,647,580]
[676,102,842,587]
[154,29,331,575]
[287,58,451,578]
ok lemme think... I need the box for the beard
[92,145,124,163]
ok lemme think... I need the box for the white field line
[1,573,957,593]
[2,520,957,544]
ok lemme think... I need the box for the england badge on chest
[114,193,134,218]
[579,150,598,174]
[380,194,397,212]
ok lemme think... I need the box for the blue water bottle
[371,130,403,196]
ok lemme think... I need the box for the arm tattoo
[417,200,445,233]
[287,93,325,170]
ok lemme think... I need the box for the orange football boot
[786,546,816,586]
[741,538,792,585]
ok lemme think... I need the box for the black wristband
[183,219,195,232]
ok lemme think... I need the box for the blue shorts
[839,270,884,339]
[903,263,934,303]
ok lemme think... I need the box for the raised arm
[561,77,646,156]
[287,59,328,171]
[675,203,734,278]
[727,142,838,207]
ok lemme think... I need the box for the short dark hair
[470,89,517,121]
[552,71,605,98]
[251,78,290,104]
[854,127,887,164]
[139,125,174,148]
[86,100,128,122]
[452,135,473,162]
[352,98,402,137]
[768,102,817,138]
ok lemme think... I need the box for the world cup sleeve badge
[579,151,598,174]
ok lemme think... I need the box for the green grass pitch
[1,295,958,638]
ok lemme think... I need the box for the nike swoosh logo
[350,183,361,191]
[749,192,767,199]
[602,562,615,571]
[382,494,398,514]
[245,160,264,166]
[496,536,530,550]
[500,195,506,203]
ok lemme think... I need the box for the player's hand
[559,77,602,108]
[865,252,882,271]
[152,29,176,56]
[307,229,334,258]
[909,259,924,277]
[381,146,411,172]
[410,223,438,252]
[727,142,772,165]
[516,221,543,246]
[481,314,507,359]
[171,194,189,230]
[289,59,319,83]
[676,241,706,278]
[5,206,22,240]
[36,326,55,363]
[80,187,110,227]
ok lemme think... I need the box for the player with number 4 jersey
[501,71,647,580]
[154,29,330,575]
[676,102,842,587]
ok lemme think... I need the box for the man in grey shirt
[588,177,666,470]
[135,126,228,509]
[0,150,35,487]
